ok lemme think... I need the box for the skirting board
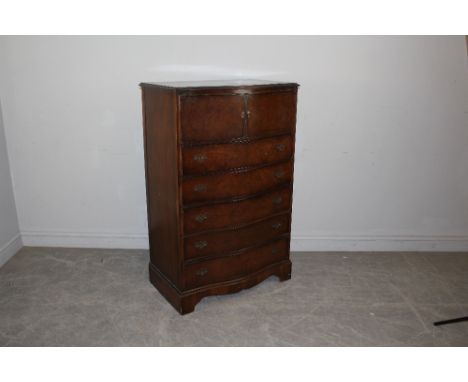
[0,233,23,268]
[21,231,149,249]
[20,230,468,252]
[291,235,468,252]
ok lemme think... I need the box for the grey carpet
[1,247,467,346]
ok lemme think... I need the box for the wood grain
[182,135,293,175]
[183,213,290,260]
[183,185,292,235]
[141,86,181,287]
[141,80,298,314]
[182,160,293,205]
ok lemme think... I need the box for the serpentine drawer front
[184,213,290,260]
[182,135,293,176]
[183,186,292,235]
[182,160,293,205]
[141,79,299,314]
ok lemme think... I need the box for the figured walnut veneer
[141,80,299,314]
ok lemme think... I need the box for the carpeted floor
[0,247,467,346]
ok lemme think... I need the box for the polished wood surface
[184,213,290,260]
[141,86,181,285]
[182,160,293,205]
[180,95,244,142]
[183,185,291,235]
[141,80,298,314]
[183,238,289,289]
[247,91,297,138]
[182,135,293,175]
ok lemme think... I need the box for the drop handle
[193,153,207,163]
[271,247,280,255]
[274,170,285,179]
[196,268,208,277]
[195,213,208,223]
[273,196,283,204]
[275,143,286,152]
[194,241,208,249]
[194,184,207,192]
[271,222,282,229]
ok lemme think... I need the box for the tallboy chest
[140,79,299,314]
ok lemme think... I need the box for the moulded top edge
[139,79,299,89]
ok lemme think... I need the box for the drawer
[183,160,293,205]
[180,95,244,142]
[183,238,289,290]
[184,187,291,235]
[247,91,297,138]
[184,214,289,260]
[182,135,293,176]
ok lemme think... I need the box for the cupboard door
[247,91,297,138]
[180,95,244,143]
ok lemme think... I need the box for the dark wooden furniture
[140,79,299,314]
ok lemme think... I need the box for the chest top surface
[140,79,298,90]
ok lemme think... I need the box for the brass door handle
[193,153,207,163]
[241,110,251,119]
[194,184,207,192]
[195,213,208,223]
[196,268,208,277]
[195,241,208,249]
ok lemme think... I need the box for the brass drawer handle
[241,110,251,119]
[196,268,208,277]
[274,170,285,179]
[273,196,283,204]
[275,143,286,152]
[271,222,282,229]
[195,213,208,223]
[195,240,208,249]
[193,153,207,163]
[194,184,207,192]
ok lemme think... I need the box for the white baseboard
[19,230,468,252]
[0,233,23,267]
[291,235,468,252]
[21,231,149,250]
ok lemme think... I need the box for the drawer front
[183,160,293,205]
[247,91,297,138]
[184,187,291,235]
[184,238,289,290]
[184,214,290,260]
[182,135,293,176]
[180,95,244,142]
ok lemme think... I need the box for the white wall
[0,99,21,266]
[0,36,467,251]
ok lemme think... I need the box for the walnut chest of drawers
[140,79,299,314]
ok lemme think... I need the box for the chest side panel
[142,87,181,287]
